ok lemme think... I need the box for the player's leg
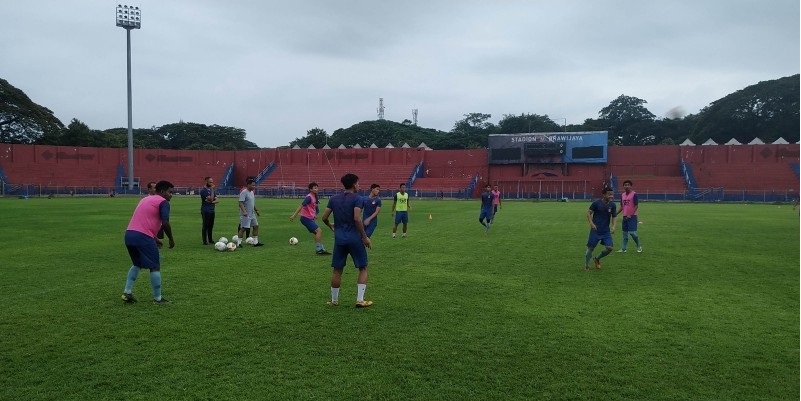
[352,242,372,307]
[251,220,264,246]
[208,212,215,245]
[629,216,641,252]
[328,244,347,306]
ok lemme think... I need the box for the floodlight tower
[377,98,385,120]
[412,109,418,126]
[116,5,141,190]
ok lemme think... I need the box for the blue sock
[597,249,611,259]
[622,233,629,250]
[631,233,640,247]
[585,249,592,266]
[124,266,139,293]
[149,271,162,300]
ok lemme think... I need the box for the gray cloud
[1,0,797,147]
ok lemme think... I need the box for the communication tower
[377,98,385,120]
[412,109,418,126]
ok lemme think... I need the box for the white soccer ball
[245,237,255,245]
[289,237,299,245]
[214,241,226,251]
[218,237,229,244]
[226,242,237,251]
[232,235,240,244]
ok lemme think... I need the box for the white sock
[331,287,339,301]
[357,284,366,302]
[252,236,258,244]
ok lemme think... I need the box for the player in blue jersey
[321,173,373,308]
[479,184,495,233]
[585,187,618,270]
[362,184,382,238]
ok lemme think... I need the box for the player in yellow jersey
[391,183,411,238]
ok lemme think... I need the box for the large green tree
[690,74,800,144]
[497,113,563,134]
[598,95,657,146]
[0,78,64,144]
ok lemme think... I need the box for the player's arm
[289,204,303,221]
[610,207,618,233]
[239,200,248,216]
[354,206,371,249]
[391,195,397,214]
[321,207,334,231]
[587,208,597,231]
[159,202,176,248]
[407,197,411,211]
[632,194,639,215]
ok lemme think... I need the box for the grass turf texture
[0,196,797,400]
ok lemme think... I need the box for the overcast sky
[1,0,798,148]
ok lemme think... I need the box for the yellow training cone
[428,213,432,220]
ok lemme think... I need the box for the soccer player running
[237,178,264,247]
[617,179,642,253]
[479,184,495,234]
[362,184,382,238]
[491,184,502,215]
[391,183,411,238]
[200,176,219,245]
[321,173,373,308]
[121,180,175,304]
[584,187,618,270]
[289,182,330,255]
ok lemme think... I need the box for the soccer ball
[289,237,299,245]
[232,235,240,244]
[245,237,255,245]
[218,237,229,244]
[214,241,226,251]
[226,242,237,251]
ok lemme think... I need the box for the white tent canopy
[701,138,718,145]
[724,138,741,145]
[773,137,789,144]
[748,138,764,144]
[679,138,695,146]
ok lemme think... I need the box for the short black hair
[399,183,406,188]
[602,187,613,194]
[623,180,633,186]
[370,183,380,189]
[155,181,174,192]
[204,176,212,181]
[147,181,156,189]
[246,178,255,185]
[308,182,318,190]
[341,173,359,189]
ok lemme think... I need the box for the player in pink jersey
[289,182,331,255]
[121,180,175,304]
[617,180,642,253]
[491,184,502,214]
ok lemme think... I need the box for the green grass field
[0,195,798,400]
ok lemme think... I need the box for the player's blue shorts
[300,216,319,233]
[125,230,161,270]
[394,211,408,225]
[587,230,614,248]
[240,215,258,229]
[331,237,368,270]
[621,215,638,232]
[479,208,494,222]
[364,221,377,238]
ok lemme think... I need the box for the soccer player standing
[391,183,411,238]
[237,178,264,247]
[362,184,382,238]
[584,187,617,270]
[200,176,219,245]
[617,180,642,253]
[289,182,330,255]
[121,180,175,304]
[479,184,495,233]
[321,173,373,308]
[491,184,502,214]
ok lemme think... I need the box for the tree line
[1,75,797,150]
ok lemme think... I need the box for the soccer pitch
[0,196,798,400]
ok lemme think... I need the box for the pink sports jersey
[300,193,318,219]
[620,191,638,216]
[127,195,167,238]
[491,190,501,205]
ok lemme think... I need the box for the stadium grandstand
[0,132,797,202]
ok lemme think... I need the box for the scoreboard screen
[488,131,607,164]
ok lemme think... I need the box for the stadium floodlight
[116,5,141,191]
